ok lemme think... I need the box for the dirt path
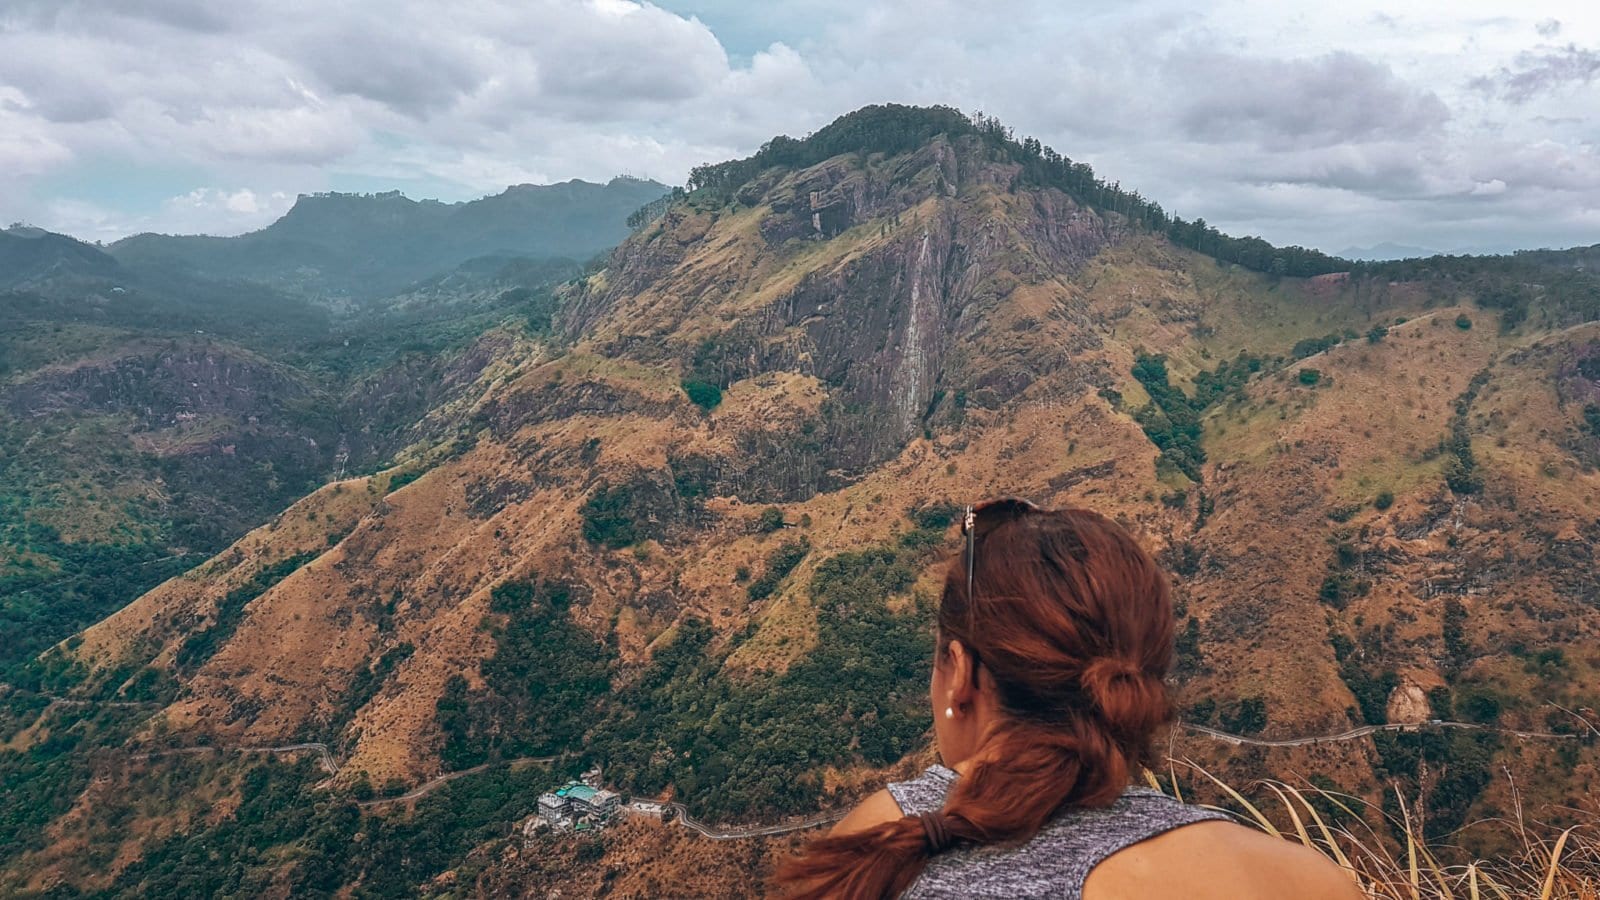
[358,756,559,808]
[64,697,1580,842]
[663,803,844,840]
[132,741,340,775]
[1181,719,1575,747]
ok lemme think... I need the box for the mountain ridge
[106,176,671,300]
[4,104,1598,897]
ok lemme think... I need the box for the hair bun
[1080,656,1167,736]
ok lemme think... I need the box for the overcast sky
[2,0,1597,255]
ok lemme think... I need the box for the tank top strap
[886,764,959,815]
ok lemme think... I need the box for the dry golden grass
[1166,763,1600,900]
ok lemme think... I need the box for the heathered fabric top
[886,764,1230,899]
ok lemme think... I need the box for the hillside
[0,194,612,685]
[0,227,121,291]
[3,105,1598,897]
[108,176,671,300]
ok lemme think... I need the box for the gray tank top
[887,764,1230,899]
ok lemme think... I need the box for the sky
[1,0,1597,256]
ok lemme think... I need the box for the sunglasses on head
[961,497,1041,600]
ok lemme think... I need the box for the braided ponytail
[778,507,1175,899]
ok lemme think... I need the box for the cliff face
[48,134,1147,789]
[568,134,1118,476]
[17,116,1600,896]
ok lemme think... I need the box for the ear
[944,638,980,709]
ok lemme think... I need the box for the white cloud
[0,0,1595,254]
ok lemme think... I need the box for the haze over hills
[1336,242,1444,261]
[0,178,661,688]
[107,176,670,300]
[2,105,1598,897]
[0,227,123,291]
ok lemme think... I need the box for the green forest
[0,521,940,897]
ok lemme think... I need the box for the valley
[2,105,1597,897]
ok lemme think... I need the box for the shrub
[1455,314,1472,330]
[174,552,316,671]
[1319,572,1368,609]
[437,579,612,768]
[756,506,785,533]
[1290,333,1342,359]
[1174,618,1203,676]
[581,484,638,548]
[1219,696,1268,734]
[1427,686,1453,719]
[1366,324,1389,343]
[386,470,423,493]
[681,379,722,412]
[1298,368,1322,386]
[1443,453,1481,495]
[746,539,810,601]
[1457,685,1502,724]
[909,502,962,531]
[1326,503,1361,522]
[1130,354,1206,480]
[1373,490,1394,510]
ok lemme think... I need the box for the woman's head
[780,500,1178,899]
[930,500,1175,773]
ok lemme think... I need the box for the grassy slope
[6,139,1598,895]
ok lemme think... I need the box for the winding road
[645,719,1580,839]
[131,741,341,775]
[663,802,845,840]
[359,755,559,808]
[39,694,1587,843]
[1179,719,1577,748]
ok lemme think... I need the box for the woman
[778,499,1360,899]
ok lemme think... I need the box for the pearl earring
[944,707,955,719]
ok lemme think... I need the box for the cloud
[0,89,75,174]
[0,0,1595,255]
[172,187,290,216]
[1471,44,1600,103]
[1166,50,1450,149]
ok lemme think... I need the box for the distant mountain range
[5,105,1599,897]
[0,225,121,290]
[1335,241,1443,261]
[0,173,665,693]
[106,176,671,300]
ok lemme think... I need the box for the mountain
[1337,241,1443,261]
[0,199,597,693]
[0,226,121,291]
[107,176,671,300]
[4,105,1598,897]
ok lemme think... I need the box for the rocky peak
[561,123,1120,475]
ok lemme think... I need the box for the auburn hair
[776,505,1176,899]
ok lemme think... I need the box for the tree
[756,506,785,532]
[682,380,722,412]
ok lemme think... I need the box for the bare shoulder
[1086,820,1364,900]
[829,787,904,837]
